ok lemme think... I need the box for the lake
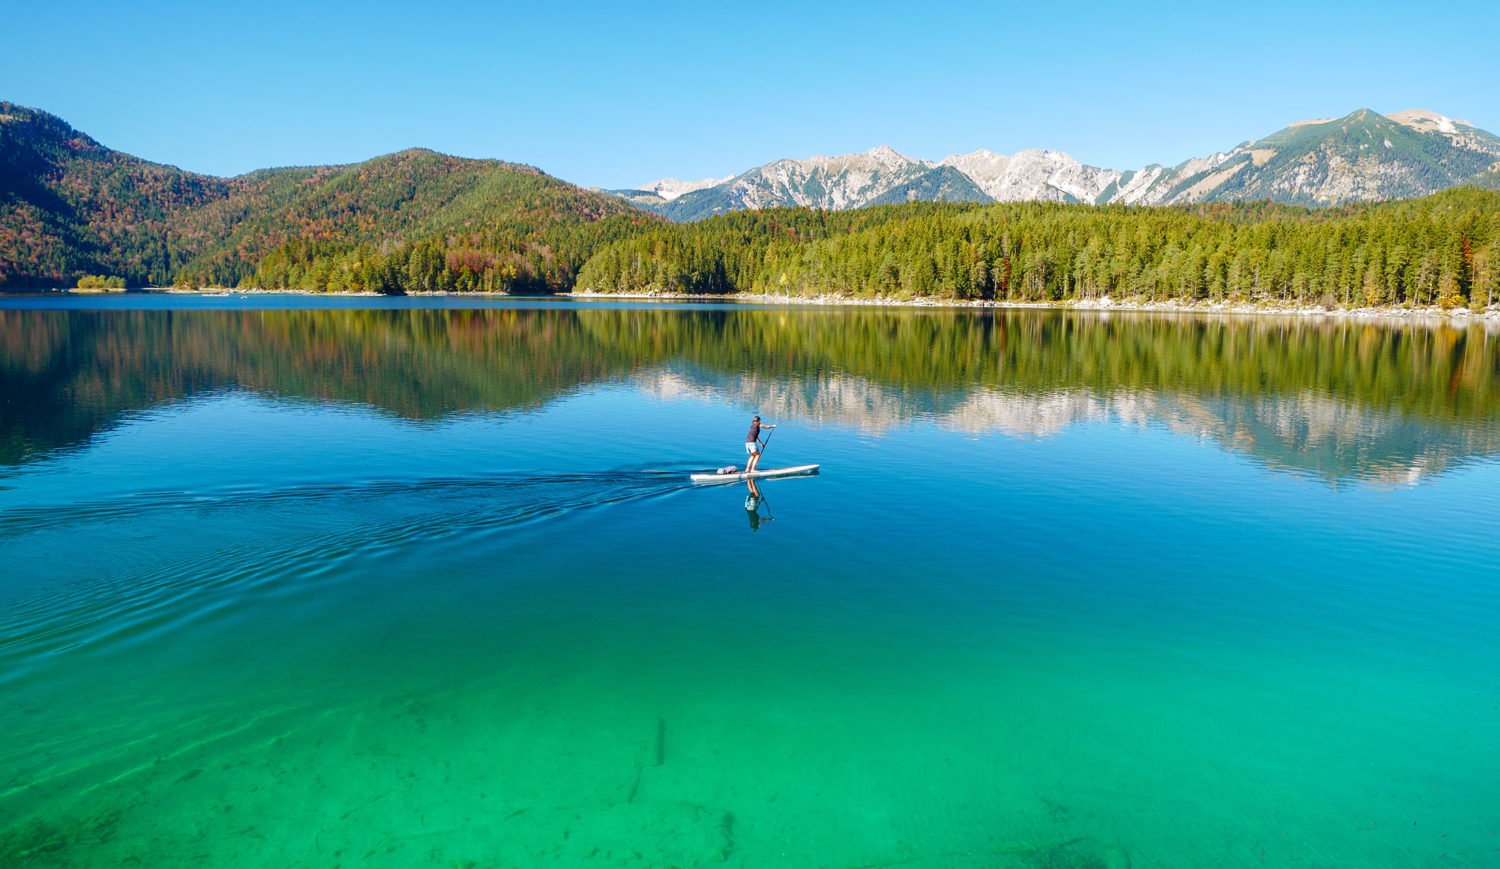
[2,295,1498,867]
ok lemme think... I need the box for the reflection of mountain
[943,389,1109,438]
[639,370,930,433]
[3,306,1499,484]
[948,389,1500,484]
[639,369,1500,484]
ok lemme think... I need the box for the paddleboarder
[745,415,775,473]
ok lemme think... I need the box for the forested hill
[1,102,229,286]
[0,102,658,291]
[576,191,1500,310]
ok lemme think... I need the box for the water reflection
[744,479,772,532]
[3,305,1498,484]
[650,372,1500,485]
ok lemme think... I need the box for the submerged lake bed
[2,295,1498,867]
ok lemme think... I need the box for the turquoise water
[3,297,1499,867]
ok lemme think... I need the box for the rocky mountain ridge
[613,109,1500,220]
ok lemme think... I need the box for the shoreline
[562,290,1500,323]
[15,286,1500,323]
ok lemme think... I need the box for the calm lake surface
[3,295,1498,867]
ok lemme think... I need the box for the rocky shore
[564,290,1500,323]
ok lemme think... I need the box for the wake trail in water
[0,469,688,537]
[0,469,694,668]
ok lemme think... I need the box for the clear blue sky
[6,1,1497,188]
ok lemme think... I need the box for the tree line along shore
[23,190,1500,313]
[573,191,1500,311]
[235,189,1500,311]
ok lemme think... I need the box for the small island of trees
[74,275,128,290]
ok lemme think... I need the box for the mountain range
[4,100,1500,292]
[610,109,1500,220]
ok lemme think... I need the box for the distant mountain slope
[1467,166,1500,191]
[1122,109,1500,206]
[939,149,1123,204]
[651,146,993,221]
[0,102,656,289]
[864,166,991,206]
[641,177,729,201]
[615,108,1500,220]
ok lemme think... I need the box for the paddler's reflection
[744,478,773,532]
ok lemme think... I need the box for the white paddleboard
[690,464,820,484]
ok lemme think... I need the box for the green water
[3,297,1499,867]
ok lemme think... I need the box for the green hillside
[0,102,233,285]
[0,102,659,291]
[864,166,993,206]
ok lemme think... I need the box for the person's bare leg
[747,447,760,473]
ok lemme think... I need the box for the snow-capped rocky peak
[699,146,942,212]
[862,144,920,169]
[796,145,925,175]
[940,149,1010,175]
[643,176,731,201]
[941,148,1120,204]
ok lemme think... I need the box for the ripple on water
[0,471,690,673]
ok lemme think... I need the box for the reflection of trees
[581,308,1500,423]
[0,308,630,464]
[3,307,1498,482]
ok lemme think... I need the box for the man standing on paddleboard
[745,415,775,473]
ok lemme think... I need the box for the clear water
[3,296,1498,867]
